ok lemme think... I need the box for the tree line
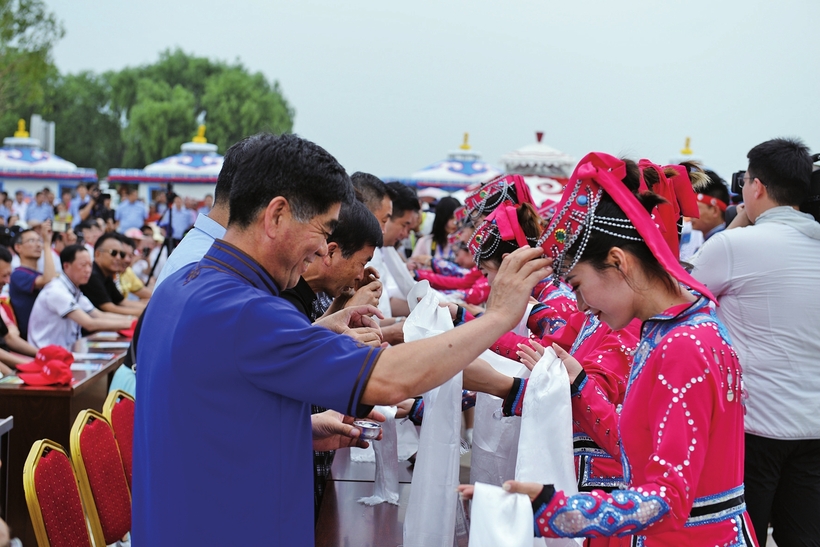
[0,0,295,174]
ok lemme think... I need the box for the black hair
[698,170,731,220]
[385,182,420,218]
[801,157,820,222]
[477,203,543,268]
[13,228,35,248]
[0,245,11,264]
[52,232,64,244]
[94,232,121,251]
[78,220,99,232]
[566,159,678,294]
[747,138,812,206]
[60,244,89,266]
[328,200,384,259]
[228,133,354,228]
[430,196,461,250]
[351,172,391,214]
[214,136,252,208]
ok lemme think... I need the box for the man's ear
[324,242,339,265]
[263,197,290,239]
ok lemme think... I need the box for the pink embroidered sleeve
[533,336,722,538]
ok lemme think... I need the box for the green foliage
[202,68,295,153]
[40,71,123,174]
[4,40,296,171]
[122,79,196,167]
[0,0,64,132]
[108,48,295,167]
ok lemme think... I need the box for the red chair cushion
[110,397,134,488]
[80,419,131,543]
[34,450,92,547]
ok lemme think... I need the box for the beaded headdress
[468,203,534,265]
[537,152,716,303]
[464,174,535,221]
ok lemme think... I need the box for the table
[316,448,469,547]
[0,342,126,546]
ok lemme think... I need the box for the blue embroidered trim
[570,314,601,354]
[549,489,669,537]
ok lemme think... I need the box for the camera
[730,171,745,195]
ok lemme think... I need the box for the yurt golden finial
[460,132,471,151]
[680,137,693,156]
[14,119,29,138]
[192,124,207,144]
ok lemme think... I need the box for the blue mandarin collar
[646,295,709,324]
[201,239,282,296]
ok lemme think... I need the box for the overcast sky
[45,0,820,181]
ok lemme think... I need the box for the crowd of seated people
[0,184,213,365]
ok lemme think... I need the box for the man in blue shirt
[133,132,550,546]
[158,194,193,241]
[69,183,92,228]
[24,191,54,228]
[115,188,147,233]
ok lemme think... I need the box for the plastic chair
[23,439,93,547]
[70,410,131,547]
[102,389,135,489]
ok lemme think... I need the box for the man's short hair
[385,182,420,218]
[329,200,384,259]
[60,244,88,266]
[0,245,11,264]
[229,133,354,228]
[701,170,731,219]
[94,232,120,251]
[351,172,390,213]
[13,228,35,248]
[214,136,254,208]
[747,138,812,206]
[78,220,97,232]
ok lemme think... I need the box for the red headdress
[637,160,700,258]
[464,174,535,221]
[537,152,715,303]
[468,203,531,265]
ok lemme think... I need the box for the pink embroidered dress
[527,297,756,546]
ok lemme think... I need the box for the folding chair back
[23,439,93,547]
[103,389,135,488]
[70,409,131,546]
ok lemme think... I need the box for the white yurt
[108,126,222,203]
[499,131,575,210]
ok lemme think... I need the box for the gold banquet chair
[70,410,132,547]
[23,439,94,547]
[102,389,135,489]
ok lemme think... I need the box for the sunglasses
[100,249,127,259]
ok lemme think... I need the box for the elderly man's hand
[354,267,380,291]
[311,409,386,451]
[483,247,553,332]
[345,281,383,309]
[314,305,383,333]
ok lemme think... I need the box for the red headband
[538,152,716,303]
[696,193,728,212]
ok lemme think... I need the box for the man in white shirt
[28,245,133,349]
[690,138,820,546]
